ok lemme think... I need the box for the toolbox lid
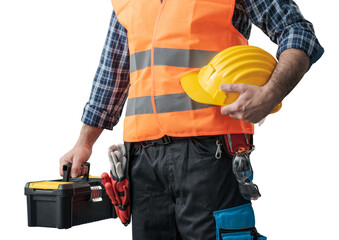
[28,181,73,190]
[24,163,107,198]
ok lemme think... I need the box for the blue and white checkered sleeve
[242,0,324,68]
[81,10,130,130]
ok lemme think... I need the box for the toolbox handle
[62,162,90,182]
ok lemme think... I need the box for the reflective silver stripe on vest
[154,48,218,68]
[129,48,218,72]
[130,49,152,73]
[125,96,154,116]
[154,93,214,113]
[126,93,214,116]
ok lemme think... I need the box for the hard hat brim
[180,72,217,105]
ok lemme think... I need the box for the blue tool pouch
[213,203,267,240]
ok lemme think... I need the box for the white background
[0,0,337,239]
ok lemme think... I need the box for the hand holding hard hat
[180,45,282,122]
[219,83,278,124]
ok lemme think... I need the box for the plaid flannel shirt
[81,0,324,130]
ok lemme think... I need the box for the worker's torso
[112,0,254,142]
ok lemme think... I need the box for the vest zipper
[150,0,167,135]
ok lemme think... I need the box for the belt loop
[140,135,171,148]
[161,135,171,144]
[141,141,150,148]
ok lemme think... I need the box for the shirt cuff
[81,103,119,130]
[276,27,324,69]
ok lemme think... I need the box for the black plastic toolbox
[24,163,117,229]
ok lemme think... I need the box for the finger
[220,102,240,116]
[117,143,126,156]
[101,172,111,186]
[104,182,118,205]
[59,156,71,176]
[112,182,122,205]
[108,152,116,175]
[258,117,266,126]
[116,162,124,179]
[229,113,245,121]
[114,150,123,162]
[109,152,119,178]
[108,148,115,161]
[81,165,89,176]
[111,165,118,179]
[108,145,119,152]
[110,152,119,166]
[71,157,82,178]
[220,84,247,93]
[59,159,65,176]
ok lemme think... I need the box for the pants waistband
[138,135,226,148]
[140,135,172,148]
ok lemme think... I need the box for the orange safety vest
[112,0,254,142]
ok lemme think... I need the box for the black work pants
[126,135,255,240]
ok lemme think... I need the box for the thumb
[220,84,245,93]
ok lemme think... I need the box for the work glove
[101,143,130,226]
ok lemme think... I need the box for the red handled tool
[101,144,130,226]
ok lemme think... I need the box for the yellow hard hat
[180,45,282,113]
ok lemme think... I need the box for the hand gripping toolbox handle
[25,161,118,229]
[62,162,90,182]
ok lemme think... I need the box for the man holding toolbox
[60,0,323,239]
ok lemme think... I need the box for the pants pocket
[213,203,267,240]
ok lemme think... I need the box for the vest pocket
[213,203,267,240]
